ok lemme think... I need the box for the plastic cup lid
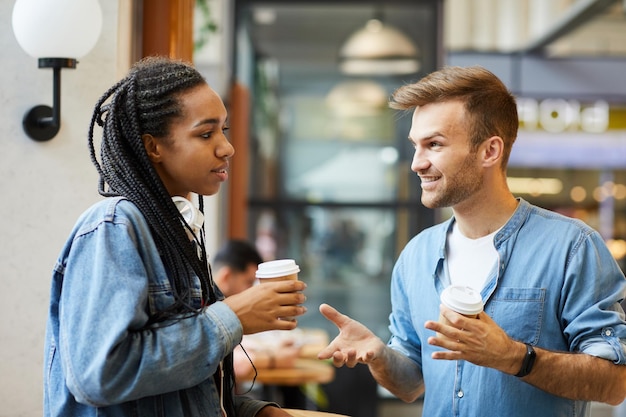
[441,285,483,315]
[255,259,300,278]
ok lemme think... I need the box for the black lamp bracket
[23,58,77,142]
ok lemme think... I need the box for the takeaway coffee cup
[438,285,483,338]
[256,259,301,320]
[255,259,300,282]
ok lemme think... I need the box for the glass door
[235,0,443,337]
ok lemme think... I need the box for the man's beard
[421,152,483,209]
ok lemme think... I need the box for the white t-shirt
[446,222,499,292]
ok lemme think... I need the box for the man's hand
[424,305,522,374]
[317,303,386,368]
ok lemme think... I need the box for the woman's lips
[212,165,229,182]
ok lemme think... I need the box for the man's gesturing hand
[317,303,386,368]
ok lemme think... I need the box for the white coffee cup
[438,285,483,338]
[256,259,300,282]
[256,259,301,320]
[440,285,483,316]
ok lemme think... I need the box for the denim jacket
[44,197,274,416]
[388,198,626,417]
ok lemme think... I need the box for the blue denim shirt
[388,199,626,417]
[44,197,274,416]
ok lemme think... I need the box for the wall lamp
[12,0,103,142]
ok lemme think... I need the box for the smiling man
[318,65,626,417]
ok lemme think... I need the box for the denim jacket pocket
[486,287,546,344]
[148,281,177,314]
[147,281,204,315]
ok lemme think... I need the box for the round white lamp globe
[12,0,103,58]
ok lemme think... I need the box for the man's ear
[482,136,504,168]
[142,134,161,163]
[213,266,233,294]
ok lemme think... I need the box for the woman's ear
[142,134,161,163]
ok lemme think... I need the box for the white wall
[0,1,119,415]
[0,2,231,414]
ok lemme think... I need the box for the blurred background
[225,2,626,415]
[1,0,625,416]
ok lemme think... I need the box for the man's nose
[410,148,429,172]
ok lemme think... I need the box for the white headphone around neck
[172,196,204,236]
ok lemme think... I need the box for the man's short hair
[213,240,263,272]
[390,65,519,169]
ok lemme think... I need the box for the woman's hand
[224,280,307,334]
[255,405,293,417]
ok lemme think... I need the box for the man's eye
[222,126,230,134]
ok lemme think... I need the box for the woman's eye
[201,126,229,139]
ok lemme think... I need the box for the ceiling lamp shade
[339,19,420,76]
[12,0,103,59]
[326,80,388,117]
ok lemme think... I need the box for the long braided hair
[87,56,236,415]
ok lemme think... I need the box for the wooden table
[284,409,349,417]
[238,359,335,410]
[243,358,334,386]
[296,328,330,359]
[238,328,333,386]
[237,329,335,410]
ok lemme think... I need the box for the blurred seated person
[213,240,301,379]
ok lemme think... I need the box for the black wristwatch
[515,343,537,378]
[515,343,536,377]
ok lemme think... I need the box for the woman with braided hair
[43,56,306,417]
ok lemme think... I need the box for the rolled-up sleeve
[561,229,626,364]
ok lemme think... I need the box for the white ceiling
[444,0,626,57]
[239,0,441,79]
[241,0,626,75]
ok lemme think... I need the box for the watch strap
[515,343,536,377]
